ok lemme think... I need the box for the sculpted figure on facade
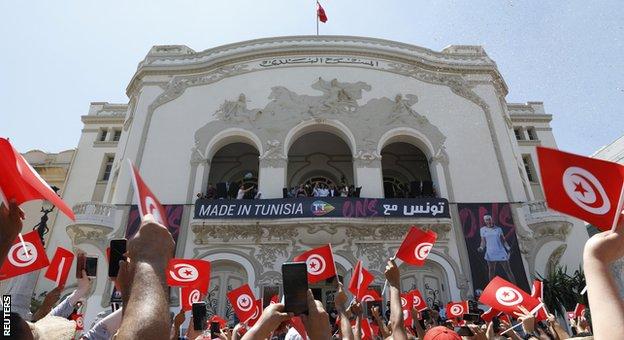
[311,77,371,114]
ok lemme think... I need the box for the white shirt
[236,188,245,199]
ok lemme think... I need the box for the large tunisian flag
[537,146,624,230]
[0,138,74,220]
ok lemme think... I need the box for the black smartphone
[210,321,221,338]
[85,256,98,278]
[456,326,474,336]
[192,302,207,331]
[108,239,127,277]
[76,253,86,278]
[493,316,501,333]
[463,313,480,323]
[282,262,309,315]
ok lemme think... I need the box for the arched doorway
[207,142,259,198]
[286,131,354,191]
[206,260,248,323]
[399,261,450,308]
[381,142,433,198]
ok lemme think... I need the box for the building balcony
[66,202,117,249]
[521,201,573,239]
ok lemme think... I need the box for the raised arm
[583,214,624,340]
[334,282,354,340]
[116,215,175,339]
[384,259,408,340]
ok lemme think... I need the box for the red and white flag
[348,260,374,301]
[166,259,210,290]
[0,231,50,280]
[128,159,168,226]
[227,284,258,322]
[479,276,543,319]
[361,289,382,302]
[446,301,468,319]
[180,285,205,312]
[537,146,624,230]
[395,226,437,266]
[400,292,413,325]
[245,299,263,327]
[71,313,84,331]
[317,1,328,23]
[0,138,74,220]
[530,279,543,300]
[44,247,74,287]
[410,289,428,312]
[293,244,337,283]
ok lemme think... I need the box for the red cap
[423,326,462,340]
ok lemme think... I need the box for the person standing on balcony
[477,215,516,284]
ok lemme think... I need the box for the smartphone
[282,262,309,315]
[210,321,221,338]
[76,253,86,278]
[493,316,501,333]
[456,326,474,336]
[108,239,127,277]
[192,302,207,331]
[85,256,98,278]
[463,313,480,323]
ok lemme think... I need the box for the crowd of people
[1,198,623,339]
[196,180,363,201]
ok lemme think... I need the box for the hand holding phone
[282,262,309,315]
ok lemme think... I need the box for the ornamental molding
[66,224,111,250]
[255,244,289,268]
[546,244,567,276]
[192,77,447,168]
[135,36,501,78]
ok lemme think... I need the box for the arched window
[207,142,259,199]
[287,131,353,190]
[381,142,434,198]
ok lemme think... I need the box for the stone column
[258,158,287,199]
[353,152,383,198]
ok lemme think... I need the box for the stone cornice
[81,115,126,124]
[509,114,553,123]
[127,35,508,96]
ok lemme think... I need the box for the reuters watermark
[2,295,10,337]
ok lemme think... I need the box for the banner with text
[194,197,450,219]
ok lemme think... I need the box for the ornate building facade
[32,36,588,326]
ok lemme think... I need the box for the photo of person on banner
[477,214,516,284]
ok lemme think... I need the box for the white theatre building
[16,36,588,326]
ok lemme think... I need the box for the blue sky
[1,1,622,155]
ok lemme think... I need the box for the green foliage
[537,266,586,318]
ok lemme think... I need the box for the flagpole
[316,1,319,35]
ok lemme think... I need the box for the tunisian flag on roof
[128,159,168,227]
[0,138,75,220]
[536,146,624,231]
[317,1,328,23]
[293,244,337,283]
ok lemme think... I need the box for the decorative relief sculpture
[259,140,287,168]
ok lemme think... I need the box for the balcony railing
[71,201,117,229]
